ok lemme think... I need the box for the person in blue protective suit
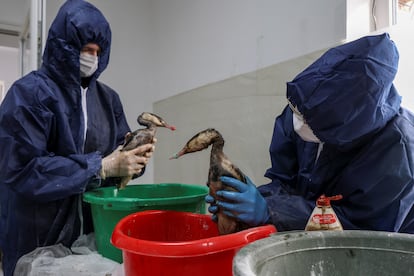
[206,33,414,234]
[0,1,155,275]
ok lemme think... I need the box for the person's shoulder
[8,71,47,97]
[395,107,414,131]
[400,107,414,121]
[1,71,59,114]
[380,107,414,144]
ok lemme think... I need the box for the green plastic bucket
[233,230,414,275]
[83,183,208,263]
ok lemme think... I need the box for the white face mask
[80,52,98,77]
[293,113,320,143]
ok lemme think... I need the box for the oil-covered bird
[118,112,176,189]
[170,128,249,235]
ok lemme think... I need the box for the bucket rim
[233,230,414,275]
[83,183,208,206]
[111,210,276,257]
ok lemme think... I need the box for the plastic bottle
[305,194,343,231]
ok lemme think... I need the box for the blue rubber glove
[205,194,218,222]
[216,175,270,227]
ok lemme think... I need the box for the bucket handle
[243,224,277,243]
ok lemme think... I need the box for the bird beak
[169,149,185,159]
[166,124,176,131]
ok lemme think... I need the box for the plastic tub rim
[83,183,209,206]
[111,210,277,258]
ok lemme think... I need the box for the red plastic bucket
[111,210,276,276]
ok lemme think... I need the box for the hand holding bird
[102,112,175,189]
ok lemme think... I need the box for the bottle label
[311,214,336,224]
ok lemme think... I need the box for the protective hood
[287,33,401,146]
[41,0,111,90]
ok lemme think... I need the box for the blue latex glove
[215,175,270,227]
[205,194,218,222]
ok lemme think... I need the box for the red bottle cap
[317,194,343,206]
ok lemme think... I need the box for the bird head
[169,128,222,159]
[138,112,176,130]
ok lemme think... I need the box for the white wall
[347,0,394,39]
[347,0,373,39]
[0,46,18,102]
[385,23,414,111]
[149,0,346,101]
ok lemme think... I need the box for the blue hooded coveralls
[0,1,131,275]
[259,33,414,233]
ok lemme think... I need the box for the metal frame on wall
[19,0,46,76]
